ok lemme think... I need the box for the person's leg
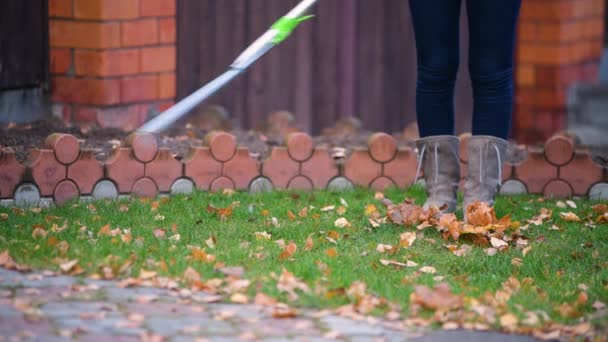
[467,0,521,139]
[409,0,462,137]
[463,0,521,213]
[409,1,463,213]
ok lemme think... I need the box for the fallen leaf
[169,234,181,242]
[374,192,385,200]
[230,293,248,304]
[419,266,437,274]
[334,218,350,228]
[511,258,523,267]
[191,248,216,263]
[499,313,518,329]
[410,283,462,310]
[556,201,567,208]
[0,213,8,221]
[399,232,417,248]
[279,242,297,261]
[139,269,157,280]
[376,244,393,253]
[490,237,509,250]
[205,236,216,249]
[364,204,378,216]
[522,246,532,257]
[272,306,298,319]
[153,229,166,239]
[326,248,338,258]
[336,206,347,215]
[207,203,234,220]
[484,248,498,256]
[183,267,200,283]
[560,212,581,222]
[32,227,47,239]
[254,231,271,240]
[254,292,278,306]
[305,236,314,251]
[566,200,577,209]
[380,259,408,268]
[59,259,78,273]
[465,201,497,226]
[276,268,310,301]
[321,205,335,212]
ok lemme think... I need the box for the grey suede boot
[463,135,508,211]
[415,136,461,213]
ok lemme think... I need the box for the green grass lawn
[0,186,607,337]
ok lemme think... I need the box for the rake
[137,0,319,133]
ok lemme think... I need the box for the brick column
[49,0,176,131]
[515,0,605,144]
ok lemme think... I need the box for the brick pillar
[514,0,605,144]
[48,0,176,131]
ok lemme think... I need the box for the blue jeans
[409,0,521,139]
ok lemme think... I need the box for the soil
[0,118,412,163]
[3,118,603,167]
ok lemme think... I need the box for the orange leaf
[305,237,314,251]
[326,248,338,258]
[279,242,298,261]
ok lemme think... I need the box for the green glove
[271,15,314,44]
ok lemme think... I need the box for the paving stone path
[0,268,536,342]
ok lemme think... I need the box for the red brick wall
[515,0,605,144]
[49,0,176,131]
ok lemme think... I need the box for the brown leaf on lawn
[597,212,608,223]
[276,268,310,301]
[305,236,314,251]
[364,204,378,216]
[119,204,129,212]
[327,231,340,240]
[446,244,471,257]
[528,208,553,226]
[32,227,47,239]
[205,236,216,249]
[376,244,393,253]
[326,248,338,258]
[334,217,350,228]
[337,206,347,215]
[438,213,462,241]
[380,259,409,268]
[592,204,608,214]
[206,203,234,220]
[555,303,581,318]
[522,245,532,257]
[150,201,159,212]
[57,241,70,255]
[46,236,59,247]
[153,229,166,239]
[0,213,8,221]
[191,248,216,263]
[51,221,68,233]
[576,292,588,306]
[490,237,509,251]
[511,258,523,267]
[419,266,437,274]
[465,201,497,226]
[560,212,581,222]
[279,242,298,261]
[298,206,308,218]
[98,224,112,236]
[410,283,462,311]
[254,231,271,240]
[287,210,296,221]
[120,232,132,244]
[399,232,417,248]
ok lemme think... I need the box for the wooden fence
[177,0,473,134]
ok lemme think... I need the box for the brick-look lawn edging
[0,131,607,207]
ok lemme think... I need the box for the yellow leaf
[364,204,378,216]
